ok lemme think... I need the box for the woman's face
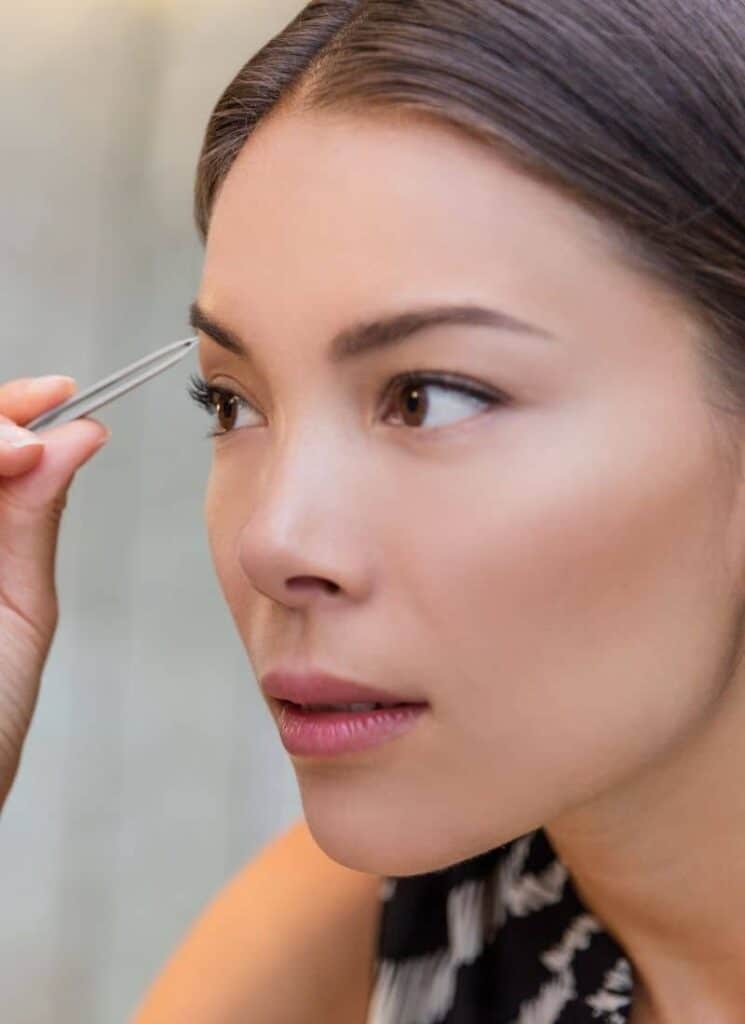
[196,106,743,876]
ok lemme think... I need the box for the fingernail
[0,424,42,448]
[96,427,112,447]
[35,375,76,387]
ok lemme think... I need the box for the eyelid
[380,369,505,405]
[209,377,264,414]
[212,370,505,419]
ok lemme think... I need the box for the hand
[0,375,110,811]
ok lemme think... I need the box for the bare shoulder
[132,818,383,1024]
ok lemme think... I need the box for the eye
[380,372,507,430]
[187,371,509,438]
[187,374,260,437]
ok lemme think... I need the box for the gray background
[0,3,305,1020]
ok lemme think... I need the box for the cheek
[204,464,247,613]
[395,396,732,811]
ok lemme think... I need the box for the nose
[236,432,371,610]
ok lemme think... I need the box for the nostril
[286,576,340,594]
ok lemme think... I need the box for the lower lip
[274,701,428,757]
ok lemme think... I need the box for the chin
[296,773,481,877]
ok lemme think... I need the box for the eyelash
[186,371,509,439]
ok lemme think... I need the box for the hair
[194,0,745,417]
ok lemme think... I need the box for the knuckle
[48,491,68,525]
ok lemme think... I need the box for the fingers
[0,415,110,508]
[0,369,110,499]
[0,375,77,426]
[0,373,111,503]
[0,418,45,450]
[0,420,46,477]
[0,375,83,478]
[0,377,111,790]
[0,417,111,593]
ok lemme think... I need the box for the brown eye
[216,393,239,432]
[394,381,430,428]
[382,373,503,431]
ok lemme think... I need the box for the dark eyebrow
[189,299,554,363]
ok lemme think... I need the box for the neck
[545,678,745,1024]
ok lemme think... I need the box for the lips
[260,668,424,709]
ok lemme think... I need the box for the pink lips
[260,668,429,757]
[275,702,427,757]
[260,668,420,707]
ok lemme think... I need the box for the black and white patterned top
[366,826,635,1024]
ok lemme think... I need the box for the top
[366,826,636,1024]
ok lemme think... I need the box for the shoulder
[133,818,383,1024]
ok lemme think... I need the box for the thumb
[0,417,110,606]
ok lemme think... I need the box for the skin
[195,103,745,1022]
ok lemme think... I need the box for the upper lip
[260,668,423,706]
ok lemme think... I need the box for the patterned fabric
[366,827,635,1024]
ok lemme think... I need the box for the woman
[2,1,744,1021]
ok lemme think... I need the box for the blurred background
[0,2,306,1020]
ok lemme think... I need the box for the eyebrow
[189,299,554,363]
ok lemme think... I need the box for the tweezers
[26,336,199,433]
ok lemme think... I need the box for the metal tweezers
[26,336,199,433]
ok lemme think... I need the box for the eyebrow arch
[189,299,555,363]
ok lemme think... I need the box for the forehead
[208,106,604,259]
[200,106,656,349]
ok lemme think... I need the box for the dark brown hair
[194,0,745,415]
